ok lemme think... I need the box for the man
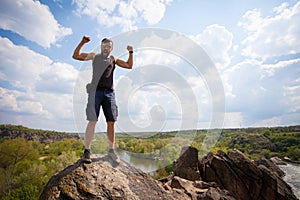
[72,35,133,163]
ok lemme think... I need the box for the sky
[0,0,299,133]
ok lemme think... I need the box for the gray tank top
[86,54,115,93]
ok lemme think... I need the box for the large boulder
[173,146,201,181]
[39,155,188,200]
[199,149,298,200]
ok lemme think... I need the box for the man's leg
[81,121,97,163]
[107,121,115,149]
[102,90,118,160]
[85,120,97,150]
[107,121,119,161]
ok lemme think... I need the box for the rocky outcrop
[39,155,189,200]
[270,156,287,165]
[173,145,201,181]
[199,149,298,200]
[164,176,234,200]
[40,147,298,200]
[255,156,286,177]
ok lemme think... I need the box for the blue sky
[0,0,299,133]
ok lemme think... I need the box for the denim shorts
[86,89,118,122]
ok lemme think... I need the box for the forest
[0,124,299,199]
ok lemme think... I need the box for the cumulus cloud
[238,1,300,60]
[190,24,233,69]
[223,58,300,126]
[0,87,51,117]
[73,0,173,31]
[0,0,72,48]
[0,37,78,130]
[0,37,78,93]
[213,2,300,128]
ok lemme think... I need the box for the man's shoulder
[110,55,116,62]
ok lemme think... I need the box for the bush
[2,184,39,200]
[287,146,300,161]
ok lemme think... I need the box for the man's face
[101,41,113,56]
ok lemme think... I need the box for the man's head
[101,38,113,57]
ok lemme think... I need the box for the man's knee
[107,121,115,126]
[88,121,97,126]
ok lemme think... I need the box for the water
[279,163,300,199]
[118,150,165,173]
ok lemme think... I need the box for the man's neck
[100,52,110,58]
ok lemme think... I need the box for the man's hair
[101,38,113,44]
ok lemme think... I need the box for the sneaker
[82,149,92,163]
[108,149,119,161]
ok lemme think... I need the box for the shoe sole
[82,158,92,164]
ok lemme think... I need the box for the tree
[0,138,38,169]
[0,138,39,196]
[1,184,38,200]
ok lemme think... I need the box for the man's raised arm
[115,45,134,69]
[72,36,95,61]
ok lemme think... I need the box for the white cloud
[0,37,78,131]
[223,112,244,128]
[0,37,50,89]
[238,1,300,60]
[190,24,233,69]
[0,87,50,117]
[36,62,78,94]
[134,50,181,68]
[133,0,167,24]
[223,58,300,126]
[73,0,173,31]
[0,0,72,48]
[0,37,78,93]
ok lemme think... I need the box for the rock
[258,165,297,200]
[170,176,207,199]
[270,156,287,165]
[39,155,188,200]
[169,176,234,200]
[201,150,259,200]
[200,149,298,200]
[255,156,286,177]
[197,187,235,200]
[283,156,300,164]
[173,146,201,181]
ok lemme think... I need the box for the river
[118,151,300,199]
[279,163,300,199]
[118,150,165,173]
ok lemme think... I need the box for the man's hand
[73,35,95,61]
[127,45,133,52]
[82,35,90,44]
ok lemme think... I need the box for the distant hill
[0,124,80,143]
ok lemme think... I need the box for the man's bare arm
[116,45,133,69]
[72,36,95,61]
